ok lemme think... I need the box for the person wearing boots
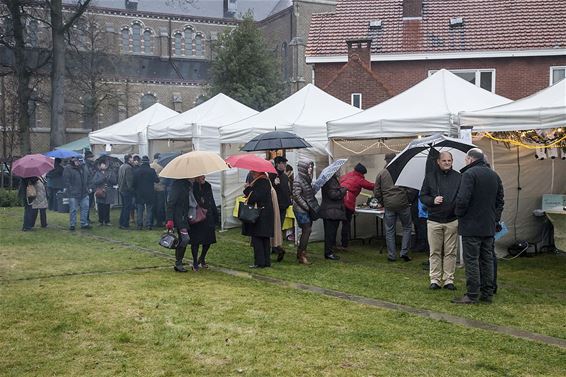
[292,160,320,264]
[269,156,291,261]
[189,176,219,271]
[166,178,197,272]
[242,171,274,268]
[339,163,375,250]
[320,173,348,260]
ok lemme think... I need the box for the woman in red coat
[338,163,375,249]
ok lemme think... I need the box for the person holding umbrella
[320,172,347,260]
[166,178,196,272]
[269,156,291,261]
[189,175,219,270]
[45,158,64,211]
[19,176,48,231]
[292,160,320,265]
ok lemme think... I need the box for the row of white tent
[88,69,566,245]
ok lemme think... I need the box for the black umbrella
[157,151,182,167]
[386,134,476,190]
[241,131,312,152]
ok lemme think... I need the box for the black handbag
[159,230,178,249]
[238,202,262,224]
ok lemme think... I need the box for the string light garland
[481,128,566,150]
[333,138,408,155]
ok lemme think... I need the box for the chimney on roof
[403,0,422,18]
[346,38,372,70]
[125,0,138,11]
[224,0,237,18]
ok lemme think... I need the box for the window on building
[195,34,203,56]
[143,29,152,54]
[173,32,182,56]
[184,28,194,56]
[132,23,141,53]
[351,93,362,109]
[428,69,495,92]
[121,28,129,53]
[550,67,566,85]
[140,93,157,110]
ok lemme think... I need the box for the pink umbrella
[12,154,55,178]
[225,154,277,174]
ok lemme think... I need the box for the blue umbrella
[312,158,348,193]
[44,149,82,159]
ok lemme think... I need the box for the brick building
[306,0,566,109]
[0,0,337,156]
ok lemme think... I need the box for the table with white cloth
[353,207,385,250]
[545,208,566,252]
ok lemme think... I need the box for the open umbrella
[386,134,476,190]
[12,154,55,178]
[312,158,348,193]
[225,154,277,173]
[44,148,82,159]
[157,151,182,167]
[159,151,229,179]
[241,131,312,152]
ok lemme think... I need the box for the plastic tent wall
[89,103,178,156]
[219,84,361,235]
[147,93,258,204]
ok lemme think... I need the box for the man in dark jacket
[269,156,291,260]
[62,157,91,230]
[118,154,134,229]
[45,158,64,210]
[320,174,347,260]
[84,150,97,222]
[421,151,461,291]
[133,155,159,230]
[452,148,504,304]
[374,153,413,262]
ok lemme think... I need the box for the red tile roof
[306,0,566,57]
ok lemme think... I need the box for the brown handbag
[189,205,208,224]
[95,186,106,199]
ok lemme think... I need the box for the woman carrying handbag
[242,171,274,268]
[166,178,197,272]
[188,176,219,271]
[92,160,117,226]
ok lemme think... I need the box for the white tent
[219,83,361,231]
[147,94,258,204]
[459,79,566,131]
[89,103,178,156]
[327,69,511,139]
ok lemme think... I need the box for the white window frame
[428,69,496,92]
[351,93,362,109]
[550,66,566,86]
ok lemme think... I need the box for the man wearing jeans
[118,154,135,229]
[374,153,413,262]
[62,157,91,230]
[452,148,504,304]
[420,152,461,291]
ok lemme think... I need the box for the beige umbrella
[159,150,229,179]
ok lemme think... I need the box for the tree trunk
[49,0,66,149]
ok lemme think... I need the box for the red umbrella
[12,154,55,178]
[225,154,277,174]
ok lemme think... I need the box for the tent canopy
[459,79,566,132]
[89,103,177,146]
[147,93,258,140]
[327,69,511,139]
[54,137,90,152]
[219,83,361,148]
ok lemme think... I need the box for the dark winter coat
[166,179,196,230]
[340,170,375,211]
[62,164,90,199]
[374,168,411,212]
[320,175,347,220]
[242,176,274,238]
[189,180,218,245]
[118,163,134,193]
[455,159,504,237]
[45,163,64,189]
[92,169,118,205]
[269,169,292,210]
[420,166,461,223]
[133,163,159,205]
[292,160,320,216]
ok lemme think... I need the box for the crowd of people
[19,147,504,304]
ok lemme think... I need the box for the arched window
[140,94,157,110]
[173,32,182,56]
[121,28,129,52]
[143,29,152,54]
[195,34,203,56]
[184,28,194,56]
[132,23,141,53]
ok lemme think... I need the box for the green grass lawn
[1,207,565,376]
